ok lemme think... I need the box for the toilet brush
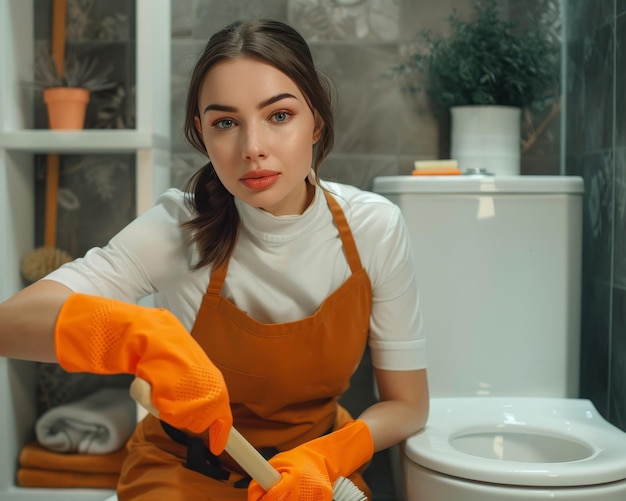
[130,377,367,500]
[20,154,73,283]
[20,0,72,283]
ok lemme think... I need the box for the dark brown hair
[182,19,335,270]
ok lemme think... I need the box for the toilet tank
[372,176,584,398]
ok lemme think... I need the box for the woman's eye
[214,119,235,129]
[272,111,291,123]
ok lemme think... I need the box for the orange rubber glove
[54,293,232,455]
[247,420,373,501]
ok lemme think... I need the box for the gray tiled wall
[566,0,626,431]
[170,0,562,191]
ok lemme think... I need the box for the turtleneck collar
[234,183,325,243]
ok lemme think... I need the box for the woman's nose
[241,124,267,161]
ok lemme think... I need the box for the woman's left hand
[247,420,373,501]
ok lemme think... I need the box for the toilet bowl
[372,175,626,499]
[403,397,626,500]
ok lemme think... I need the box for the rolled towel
[36,388,136,454]
[19,441,128,474]
[17,468,119,489]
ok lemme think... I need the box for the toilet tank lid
[372,175,584,195]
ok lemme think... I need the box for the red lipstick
[240,170,280,190]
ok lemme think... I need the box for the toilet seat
[403,397,626,487]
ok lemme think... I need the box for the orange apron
[118,191,373,500]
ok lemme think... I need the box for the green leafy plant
[394,1,559,114]
[30,51,116,92]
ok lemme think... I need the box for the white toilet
[372,175,626,500]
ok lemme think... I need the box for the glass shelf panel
[0,130,169,153]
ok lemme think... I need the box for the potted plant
[29,51,116,130]
[394,0,559,175]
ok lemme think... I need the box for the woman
[0,19,428,500]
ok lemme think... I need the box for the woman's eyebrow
[203,103,236,114]
[202,93,297,115]
[258,93,297,109]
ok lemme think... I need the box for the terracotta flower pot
[43,87,90,130]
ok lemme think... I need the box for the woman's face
[195,57,323,216]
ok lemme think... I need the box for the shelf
[0,487,114,500]
[0,130,169,153]
[0,0,171,497]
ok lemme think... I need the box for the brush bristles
[21,247,73,283]
[332,476,368,501]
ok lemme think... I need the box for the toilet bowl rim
[402,396,626,487]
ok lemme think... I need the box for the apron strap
[160,420,282,489]
[160,420,335,488]
[160,421,231,481]
[206,262,229,296]
[323,190,364,274]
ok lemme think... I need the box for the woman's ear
[313,114,324,144]
[194,116,203,135]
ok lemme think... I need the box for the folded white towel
[35,387,136,454]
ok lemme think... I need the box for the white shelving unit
[0,0,171,498]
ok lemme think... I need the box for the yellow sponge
[413,159,459,171]
[412,159,461,176]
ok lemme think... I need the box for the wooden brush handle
[52,0,67,77]
[43,154,60,248]
[129,377,282,491]
[44,0,67,249]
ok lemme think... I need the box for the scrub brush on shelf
[130,377,367,501]
[20,0,73,283]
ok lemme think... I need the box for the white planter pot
[450,105,522,176]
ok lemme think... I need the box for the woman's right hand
[54,293,232,455]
